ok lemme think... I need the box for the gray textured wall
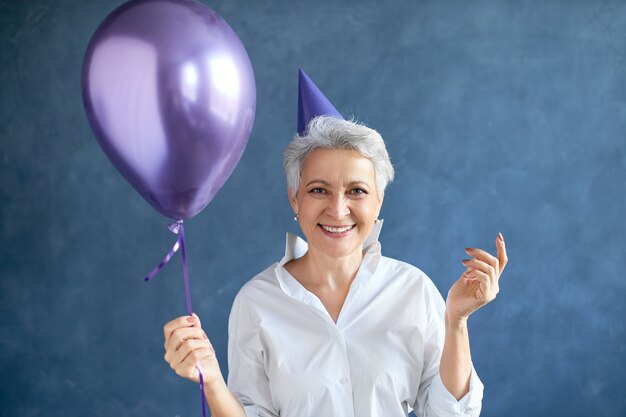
[1,0,625,416]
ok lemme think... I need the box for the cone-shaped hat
[297,69,343,135]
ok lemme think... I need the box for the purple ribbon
[145,219,207,417]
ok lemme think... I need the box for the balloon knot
[168,219,184,234]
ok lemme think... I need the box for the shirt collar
[275,221,383,299]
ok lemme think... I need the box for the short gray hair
[283,116,394,200]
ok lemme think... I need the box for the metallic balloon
[82,0,256,219]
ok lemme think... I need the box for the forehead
[300,148,376,183]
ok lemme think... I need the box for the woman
[163,76,507,417]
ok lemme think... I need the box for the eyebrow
[305,179,371,188]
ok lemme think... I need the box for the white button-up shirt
[227,223,483,417]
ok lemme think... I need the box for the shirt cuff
[428,366,484,416]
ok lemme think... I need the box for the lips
[319,224,356,234]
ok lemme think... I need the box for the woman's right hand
[163,314,223,388]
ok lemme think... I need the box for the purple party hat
[297,68,343,135]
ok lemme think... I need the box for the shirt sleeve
[426,367,483,417]
[413,279,484,417]
[227,292,279,417]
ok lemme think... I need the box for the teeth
[321,225,354,233]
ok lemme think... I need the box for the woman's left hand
[446,233,508,322]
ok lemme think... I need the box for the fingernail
[462,259,471,264]
[186,316,195,323]
[464,247,474,253]
[498,232,504,241]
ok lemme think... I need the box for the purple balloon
[82,0,256,219]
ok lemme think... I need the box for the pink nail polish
[186,316,195,323]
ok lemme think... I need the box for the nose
[325,194,350,219]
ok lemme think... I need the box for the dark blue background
[1,0,625,416]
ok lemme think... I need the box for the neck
[297,248,363,291]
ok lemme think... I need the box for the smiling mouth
[319,224,356,234]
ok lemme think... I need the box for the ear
[288,187,298,214]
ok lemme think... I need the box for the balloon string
[144,220,207,417]
[143,235,181,282]
[199,365,207,417]
[178,223,193,316]
[178,224,208,417]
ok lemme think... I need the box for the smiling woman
[289,146,383,262]
[161,73,508,417]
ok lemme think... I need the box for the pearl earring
[294,213,299,221]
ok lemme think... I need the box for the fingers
[461,257,497,284]
[164,314,201,348]
[171,337,214,370]
[164,326,207,362]
[496,232,508,274]
[162,314,219,384]
[464,247,498,273]
[464,232,508,278]
[171,342,216,382]
[464,269,499,302]
[461,233,507,306]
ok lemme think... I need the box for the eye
[309,187,326,194]
[349,188,367,196]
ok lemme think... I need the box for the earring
[374,218,380,224]
[294,213,299,221]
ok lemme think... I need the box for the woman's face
[289,148,383,260]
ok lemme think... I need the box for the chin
[315,239,364,259]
